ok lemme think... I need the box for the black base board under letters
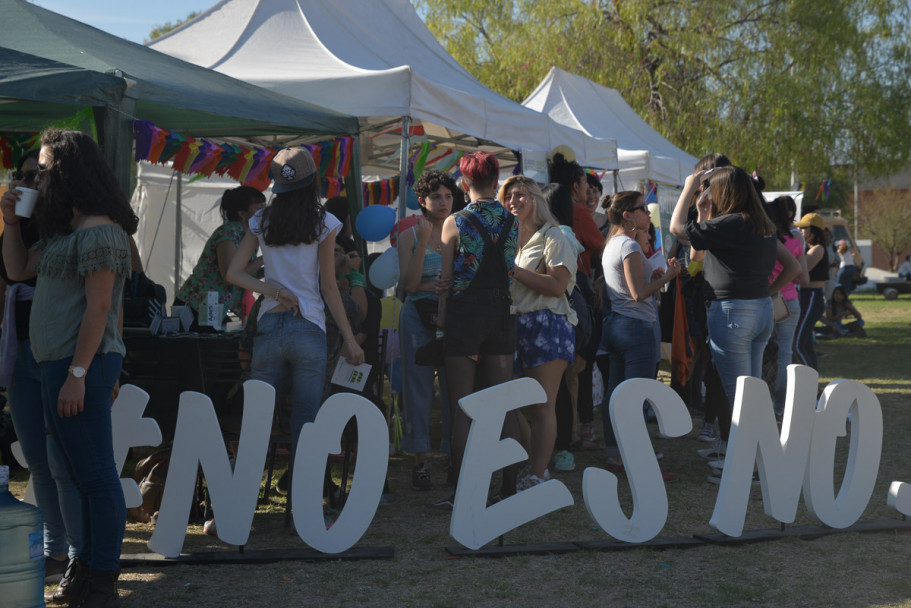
[119,546,394,568]
[446,518,911,558]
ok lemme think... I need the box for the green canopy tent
[0,0,362,292]
[0,0,359,190]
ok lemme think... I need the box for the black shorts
[444,291,516,357]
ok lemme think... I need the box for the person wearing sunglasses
[1,149,86,600]
[600,191,680,474]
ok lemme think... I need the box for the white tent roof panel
[524,67,697,185]
[149,0,618,171]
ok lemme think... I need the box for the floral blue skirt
[514,309,575,374]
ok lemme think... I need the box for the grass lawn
[8,291,911,607]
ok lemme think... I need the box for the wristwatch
[68,365,86,379]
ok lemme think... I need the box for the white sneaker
[517,469,550,491]
[697,440,726,459]
[707,458,725,471]
[697,422,717,442]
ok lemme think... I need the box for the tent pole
[348,134,367,261]
[101,99,135,197]
[175,172,183,295]
[398,116,411,221]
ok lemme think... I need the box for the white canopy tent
[523,68,697,188]
[148,0,618,201]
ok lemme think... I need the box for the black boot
[49,558,89,604]
[68,570,121,608]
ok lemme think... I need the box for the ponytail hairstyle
[541,183,574,227]
[604,190,643,235]
[548,152,585,190]
[707,166,775,236]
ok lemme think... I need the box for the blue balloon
[355,204,396,242]
[406,188,421,210]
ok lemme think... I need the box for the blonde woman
[499,176,577,488]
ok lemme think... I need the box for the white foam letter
[804,380,882,528]
[710,365,817,536]
[583,378,690,542]
[111,384,163,508]
[148,381,274,557]
[451,378,573,550]
[292,393,388,554]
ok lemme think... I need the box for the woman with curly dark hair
[226,147,364,463]
[397,170,455,490]
[2,129,138,607]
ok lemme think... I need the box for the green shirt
[30,224,132,363]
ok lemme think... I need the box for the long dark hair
[260,177,325,246]
[36,129,138,239]
[541,183,574,227]
[707,166,775,236]
[548,152,584,190]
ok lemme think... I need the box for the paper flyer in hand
[330,357,372,392]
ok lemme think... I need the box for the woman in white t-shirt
[601,191,680,466]
[227,148,364,457]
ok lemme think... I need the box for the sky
[33,0,217,44]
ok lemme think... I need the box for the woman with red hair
[430,152,519,509]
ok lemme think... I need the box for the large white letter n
[148,380,274,558]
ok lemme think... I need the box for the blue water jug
[0,465,45,607]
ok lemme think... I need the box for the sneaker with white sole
[427,493,455,511]
[697,440,726,459]
[707,458,725,471]
[517,469,551,491]
[552,450,575,472]
[697,422,717,442]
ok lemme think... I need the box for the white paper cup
[14,187,38,218]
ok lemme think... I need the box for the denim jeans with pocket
[399,299,450,454]
[602,312,658,456]
[251,311,327,455]
[8,340,83,559]
[707,298,774,409]
[39,353,124,572]
[773,298,801,413]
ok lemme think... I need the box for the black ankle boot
[68,570,120,608]
[50,557,89,604]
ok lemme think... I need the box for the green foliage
[418,0,911,188]
[146,11,201,43]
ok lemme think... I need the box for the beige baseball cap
[795,212,825,231]
[271,147,317,194]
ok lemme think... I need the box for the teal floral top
[451,200,518,293]
[176,220,247,314]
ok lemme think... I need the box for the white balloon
[368,247,400,290]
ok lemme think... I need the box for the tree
[417,0,911,188]
[146,12,200,43]
[860,190,911,270]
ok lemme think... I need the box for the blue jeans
[795,287,825,371]
[39,353,124,572]
[251,311,327,455]
[399,299,450,454]
[8,340,83,559]
[773,298,801,413]
[836,266,854,294]
[602,312,658,456]
[707,298,774,409]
